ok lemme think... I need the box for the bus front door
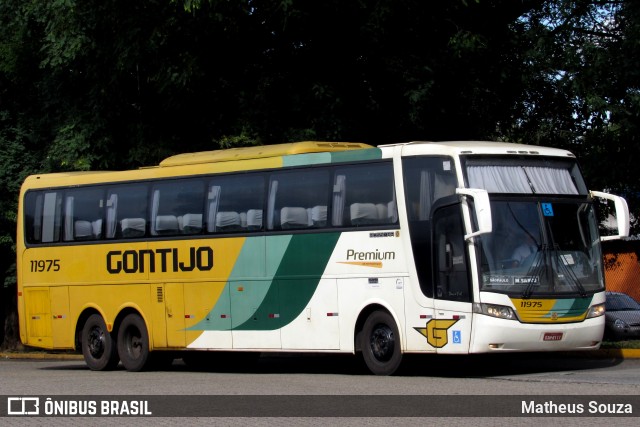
[432,204,473,353]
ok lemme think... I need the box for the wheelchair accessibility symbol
[542,203,554,217]
[452,330,461,344]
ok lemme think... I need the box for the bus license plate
[543,332,563,341]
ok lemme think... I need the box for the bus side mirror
[590,191,630,241]
[456,188,492,240]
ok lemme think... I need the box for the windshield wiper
[522,244,545,299]
[522,244,588,298]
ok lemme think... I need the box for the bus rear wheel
[117,313,150,372]
[360,310,402,375]
[81,314,119,371]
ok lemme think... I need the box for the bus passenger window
[333,163,396,227]
[207,174,264,233]
[24,191,63,244]
[106,184,148,239]
[63,188,105,241]
[151,179,205,236]
[267,169,330,231]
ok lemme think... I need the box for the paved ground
[2,348,640,361]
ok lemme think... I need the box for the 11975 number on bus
[30,259,61,272]
[520,301,543,308]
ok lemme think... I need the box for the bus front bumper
[469,314,604,353]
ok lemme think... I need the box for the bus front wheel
[81,314,119,371]
[360,310,402,375]
[117,313,150,372]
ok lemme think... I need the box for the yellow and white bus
[16,141,629,375]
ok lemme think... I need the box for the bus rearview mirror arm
[456,188,492,241]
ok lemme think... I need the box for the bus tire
[117,313,150,372]
[81,314,119,371]
[360,310,402,375]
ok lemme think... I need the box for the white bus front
[401,146,628,355]
[467,155,628,352]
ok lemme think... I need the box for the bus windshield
[478,200,604,296]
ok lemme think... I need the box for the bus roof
[21,140,578,190]
[380,140,577,158]
[159,141,373,167]
[20,141,376,189]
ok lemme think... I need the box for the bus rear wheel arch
[358,309,403,375]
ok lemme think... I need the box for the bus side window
[37,191,62,243]
[24,192,43,243]
[333,163,396,228]
[63,188,105,241]
[267,169,330,231]
[150,179,204,237]
[107,184,148,239]
[207,174,265,234]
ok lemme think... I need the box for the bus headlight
[473,303,517,320]
[586,303,605,319]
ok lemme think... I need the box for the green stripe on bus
[283,153,332,167]
[330,148,382,163]
[187,237,281,331]
[189,233,341,331]
[549,296,592,319]
[233,232,341,331]
[228,236,291,328]
[281,148,382,168]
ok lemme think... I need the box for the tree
[1,0,639,348]
[502,0,640,231]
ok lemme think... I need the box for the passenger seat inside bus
[155,215,179,235]
[120,218,146,238]
[180,213,202,234]
[246,209,262,230]
[279,206,328,229]
[74,220,93,240]
[216,211,242,231]
[280,207,308,229]
[350,202,396,225]
[310,205,327,227]
[91,219,103,239]
[71,219,103,240]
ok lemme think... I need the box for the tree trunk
[0,283,20,350]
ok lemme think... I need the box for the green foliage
[214,129,262,149]
[1,0,640,306]
[3,264,16,288]
[47,123,97,171]
[502,1,640,231]
[34,0,95,69]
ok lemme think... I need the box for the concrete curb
[587,348,640,359]
[0,352,83,361]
